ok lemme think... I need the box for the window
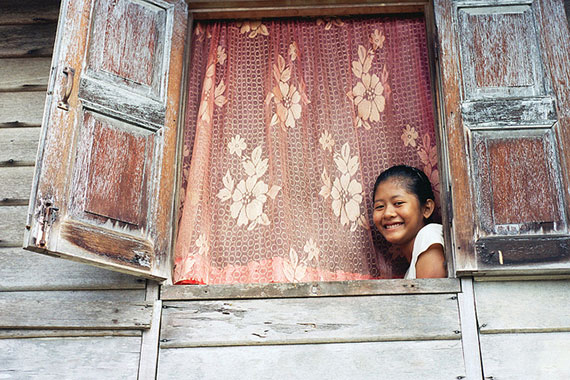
[24,0,570,284]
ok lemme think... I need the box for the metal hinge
[35,196,59,248]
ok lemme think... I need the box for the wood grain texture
[480,332,570,380]
[0,206,26,247]
[0,329,140,339]
[475,280,570,334]
[0,92,46,127]
[0,289,145,302]
[0,0,61,25]
[0,299,152,329]
[0,166,34,205]
[0,336,140,380]
[0,247,145,291]
[457,278,483,379]
[157,340,465,380]
[0,127,40,166]
[161,278,460,300]
[0,24,57,58]
[0,58,51,92]
[160,294,460,348]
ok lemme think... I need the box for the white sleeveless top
[404,223,444,280]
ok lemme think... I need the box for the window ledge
[160,278,460,300]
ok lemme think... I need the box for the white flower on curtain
[320,142,367,231]
[283,248,307,283]
[319,130,335,152]
[195,233,209,256]
[217,141,281,230]
[401,124,418,147]
[303,238,320,262]
[238,21,269,38]
[217,46,227,65]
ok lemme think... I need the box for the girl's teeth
[386,223,403,229]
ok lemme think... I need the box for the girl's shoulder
[415,223,444,250]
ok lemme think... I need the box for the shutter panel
[24,0,188,280]
[435,0,570,275]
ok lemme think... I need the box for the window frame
[166,0,455,293]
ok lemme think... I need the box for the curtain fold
[174,15,439,284]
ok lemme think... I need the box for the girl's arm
[415,244,447,278]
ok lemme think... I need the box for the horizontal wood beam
[161,278,460,300]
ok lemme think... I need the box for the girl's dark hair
[373,165,435,207]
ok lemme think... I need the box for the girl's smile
[373,178,434,259]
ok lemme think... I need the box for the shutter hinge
[35,196,59,248]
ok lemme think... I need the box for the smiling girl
[373,165,446,279]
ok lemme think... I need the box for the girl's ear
[422,199,435,220]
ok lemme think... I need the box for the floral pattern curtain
[174,15,439,284]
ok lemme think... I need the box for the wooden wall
[0,1,149,378]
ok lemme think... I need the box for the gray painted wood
[161,294,461,348]
[0,58,51,92]
[0,336,140,380]
[0,206,27,247]
[457,278,483,380]
[475,280,570,333]
[158,340,466,380]
[161,278,460,300]
[0,299,152,329]
[0,329,140,339]
[0,166,34,205]
[0,0,61,25]
[0,92,46,127]
[480,332,570,380]
[0,247,145,291]
[0,127,40,165]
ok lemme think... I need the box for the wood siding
[0,3,146,379]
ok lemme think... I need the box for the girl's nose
[384,204,396,217]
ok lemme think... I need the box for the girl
[372,165,446,279]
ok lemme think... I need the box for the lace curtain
[174,15,439,284]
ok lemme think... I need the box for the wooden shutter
[24,0,188,280]
[435,0,570,275]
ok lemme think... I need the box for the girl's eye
[375,205,384,210]
[395,201,404,206]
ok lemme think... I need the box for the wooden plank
[0,299,152,329]
[480,332,570,380]
[0,92,46,127]
[158,340,466,380]
[475,280,570,334]
[0,329,140,339]
[0,290,145,302]
[0,336,140,379]
[0,166,34,205]
[161,278,460,300]
[0,206,27,247]
[457,278,484,379]
[0,0,61,25]
[0,247,146,291]
[0,127,40,166]
[0,24,57,58]
[0,58,51,92]
[160,294,460,348]
[139,300,162,380]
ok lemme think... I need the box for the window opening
[174,14,440,285]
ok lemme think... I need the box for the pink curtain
[174,15,439,284]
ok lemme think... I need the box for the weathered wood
[161,278,460,300]
[0,166,34,205]
[0,58,51,92]
[457,278,484,379]
[0,92,46,127]
[0,127,40,166]
[0,24,57,58]
[0,0,61,25]
[158,340,465,380]
[0,336,140,379]
[160,294,460,348]
[139,300,162,380]
[0,290,145,301]
[0,299,152,329]
[0,206,26,247]
[0,247,146,291]
[0,329,140,339]
[475,280,570,334]
[480,332,570,380]
[461,98,557,129]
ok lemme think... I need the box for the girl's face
[373,178,434,254]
